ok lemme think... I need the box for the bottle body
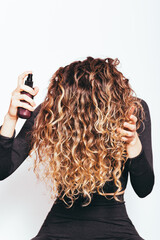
[17,92,33,119]
[17,73,34,119]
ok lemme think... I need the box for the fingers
[16,71,39,97]
[128,105,137,123]
[18,101,35,112]
[7,71,39,119]
[18,93,36,107]
[116,105,138,144]
[123,121,136,131]
[12,99,35,112]
[17,71,32,86]
[117,126,136,144]
[121,136,129,142]
[129,114,137,124]
[128,105,135,117]
[15,71,34,96]
[11,91,35,109]
[117,127,136,138]
[17,84,35,96]
[117,115,137,143]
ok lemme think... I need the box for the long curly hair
[29,56,145,208]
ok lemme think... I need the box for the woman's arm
[0,104,41,180]
[0,71,39,180]
[127,99,155,197]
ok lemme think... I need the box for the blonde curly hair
[29,57,145,208]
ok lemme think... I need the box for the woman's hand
[0,71,39,138]
[117,106,142,158]
[7,71,39,121]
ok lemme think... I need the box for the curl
[29,56,145,208]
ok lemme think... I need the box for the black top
[0,98,155,201]
[0,98,155,239]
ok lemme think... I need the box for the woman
[0,57,154,240]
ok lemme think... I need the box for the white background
[0,1,159,240]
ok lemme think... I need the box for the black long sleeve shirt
[0,99,155,200]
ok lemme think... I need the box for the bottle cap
[25,73,33,87]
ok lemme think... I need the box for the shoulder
[137,97,151,118]
[137,97,149,110]
[136,97,151,135]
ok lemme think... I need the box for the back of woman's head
[29,56,145,208]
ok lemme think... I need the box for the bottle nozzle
[25,73,33,87]
[27,73,33,82]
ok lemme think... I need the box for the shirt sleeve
[0,104,41,180]
[127,99,155,197]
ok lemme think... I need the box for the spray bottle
[17,73,34,119]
